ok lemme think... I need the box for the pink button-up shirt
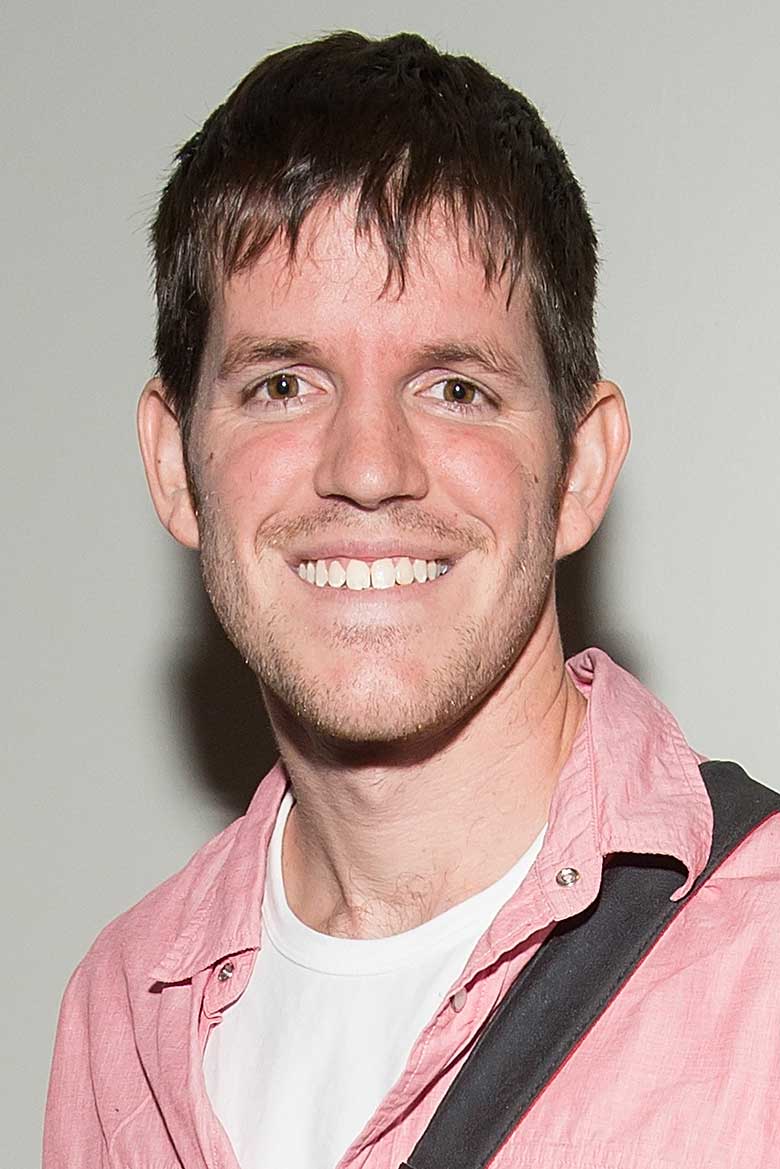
[44,650,780,1168]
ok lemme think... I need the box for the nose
[313,386,429,509]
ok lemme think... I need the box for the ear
[555,380,630,560]
[137,378,200,550]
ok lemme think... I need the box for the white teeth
[297,556,451,589]
[346,559,371,590]
[370,558,396,589]
[395,557,414,585]
[328,560,346,588]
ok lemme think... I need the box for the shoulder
[70,762,287,992]
[72,815,243,988]
[715,800,780,885]
[702,763,780,884]
[691,761,780,890]
[690,784,780,948]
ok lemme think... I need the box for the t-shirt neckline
[262,787,546,976]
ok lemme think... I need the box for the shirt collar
[150,648,713,983]
[149,761,289,984]
[468,648,713,976]
[567,647,711,889]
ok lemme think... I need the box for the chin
[254,621,518,750]
[203,543,555,748]
[263,659,460,744]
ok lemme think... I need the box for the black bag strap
[400,761,780,1169]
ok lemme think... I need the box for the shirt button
[217,961,235,982]
[451,988,467,1013]
[555,867,581,887]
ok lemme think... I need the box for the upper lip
[283,540,464,565]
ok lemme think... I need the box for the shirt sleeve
[43,963,110,1169]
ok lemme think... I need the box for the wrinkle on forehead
[201,193,548,408]
[226,191,523,306]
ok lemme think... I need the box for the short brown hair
[152,31,600,458]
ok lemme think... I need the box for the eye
[264,373,300,400]
[421,377,492,412]
[441,379,478,405]
[243,370,318,413]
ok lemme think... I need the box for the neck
[264,603,585,939]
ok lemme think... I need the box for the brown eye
[442,379,477,404]
[265,373,300,400]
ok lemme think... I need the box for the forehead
[207,199,546,381]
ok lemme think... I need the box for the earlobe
[555,380,631,560]
[137,378,200,550]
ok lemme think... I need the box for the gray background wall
[3,1,778,1162]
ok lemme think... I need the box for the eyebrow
[412,340,529,384]
[216,336,328,382]
[216,334,530,385]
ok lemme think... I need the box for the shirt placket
[156,950,258,1169]
[337,848,603,1168]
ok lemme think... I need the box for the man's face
[186,202,566,743]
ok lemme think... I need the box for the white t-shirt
[203,790,545,1169]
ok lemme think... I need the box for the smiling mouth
[296,556,451,591]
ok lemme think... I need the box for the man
[44,30,779,1169]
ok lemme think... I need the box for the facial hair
[196,489,559,746]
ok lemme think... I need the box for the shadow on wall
[169,571,278,820]
[556,512,643,683]
[168,509,641,821]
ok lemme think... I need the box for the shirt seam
[345,1008,449,1154]
[106,1093,154,1158]
[584,701,602,860]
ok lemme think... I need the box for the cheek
[431,425,554,531]
[201,426,314,530]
